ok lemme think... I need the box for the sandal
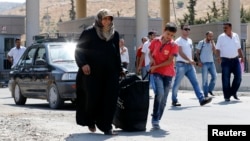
[88,125,96,133]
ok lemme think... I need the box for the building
[0,15,25,86]
[58,16,162,72]
[58,18,250,73]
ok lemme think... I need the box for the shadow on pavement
[65,128,169,141]
[5,102,76,111]
[216,100,242,105]
[169,105,198,110]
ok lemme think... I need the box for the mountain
[0,2,24,13]
[1,0,250,33]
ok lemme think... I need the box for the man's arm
[7,49,13,64]
[215,36,221,64]
[150,54,175,73]
[137,53,145,73]
[126,47,129,63]
[238,48,244,63]
[215,49,221,64]
[7,55,13,64]
[211,40,216,53]
[179,46,196,65]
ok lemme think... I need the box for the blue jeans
[141,66,147,80]
[144,65,156,94]
[172,62,204,103]
[201,62,217,97]
[221,57,242,99]
[152,73,172,121]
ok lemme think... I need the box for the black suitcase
[113,73,149,131]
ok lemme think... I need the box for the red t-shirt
[136,46,145,67]
[149,38,179,77]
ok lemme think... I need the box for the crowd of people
[74,8,245,135]
[5,7,245,137]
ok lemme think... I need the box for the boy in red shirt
[149,22,178,129]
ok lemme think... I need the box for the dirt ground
[0,87,82,141]
[1,87,250,141]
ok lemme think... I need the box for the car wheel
[13,84,27,105]
[48,83,64,109]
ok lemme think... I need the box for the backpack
[194,40,205,62]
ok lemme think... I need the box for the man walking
[171,24,212,106]
[196,31,217,97]
[149,22,179,129]
[136,37,148,76]
[137,31,157,92]
[120,38,129,69]
[216,22,244,101]
[7,38,26,68]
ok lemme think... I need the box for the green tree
[178,13,189,25]
[194,18,207,24]
[241,5,246,23]
[178,0,197,25]
[220,0,228,22]
[206,12,212,23]
[187,0,197,25]
[244,8,250,22]
[208,1,219,19]
[240,4,250,23]
[205,0,228,23]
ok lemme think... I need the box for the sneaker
[200,97,212,106]
[151,119,160,129]
[208,91,215,96]
[172,102,181,106]
[152,123,160,129]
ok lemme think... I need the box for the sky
[0,0,25,3]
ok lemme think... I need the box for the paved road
[0,88,249,141]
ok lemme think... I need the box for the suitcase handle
[142,71,150,80]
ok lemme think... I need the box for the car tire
[13,83,27,105]
[48,83,64,109]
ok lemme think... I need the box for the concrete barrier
[178,73,250,92]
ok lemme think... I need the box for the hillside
[0,2,24,12]
[1,0,250,33]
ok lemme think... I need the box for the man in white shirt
[137,31,157,93]
[216,22,244,102]
[136,37,148,76]
[171,24,212,106]
[119,38,129,69]
[7,38,26,67]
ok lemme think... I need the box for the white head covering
[94,9,115,41]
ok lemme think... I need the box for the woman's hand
[81,64,91,75]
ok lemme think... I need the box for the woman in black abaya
[75,9,122,135]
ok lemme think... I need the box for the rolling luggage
[113,73,149,131]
